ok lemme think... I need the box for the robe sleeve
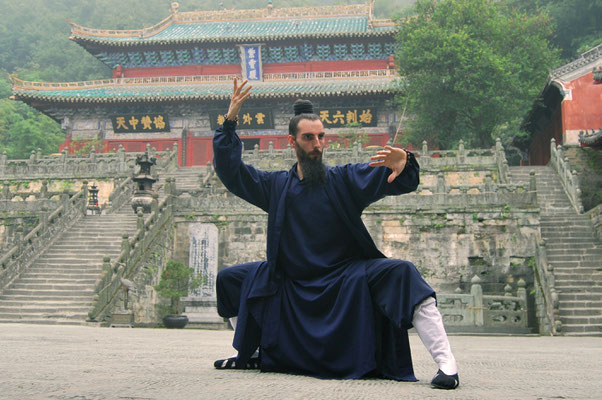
[339,151,420,211]
[213,120,277,212]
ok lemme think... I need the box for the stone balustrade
[549,139,584,214]
[241,138,509,177]
[0,183,88,291]
[586,204,602,241]
[0,143,179,179]
[88,179,175,323]
[438,275,529,333]
[532,238,561,335]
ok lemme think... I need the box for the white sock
[412,297,458,375]
[228,317,259,359]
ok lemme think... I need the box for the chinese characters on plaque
[188,223,218,298]
[210,110,274,130]
[240,44,263,81]
[317,108,377,128]
[111,114,170,133]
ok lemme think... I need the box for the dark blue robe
[213,120,434,380]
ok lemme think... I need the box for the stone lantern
[131,151,157,213]
[87,183,101,215]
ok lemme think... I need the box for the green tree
[506,0,602,59]
[395,0,558,149]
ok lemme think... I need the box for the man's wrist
[224,113,238,123]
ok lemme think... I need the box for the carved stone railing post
[495,138,509,184]
[61,148,68,172]
[529,171,537,204]
[40,205,48,231]
[470,275,484,327]
[0,151,7,172]
[82,181,89,215]
[118,145,126,172]
[137,208,145,235]
[15,223,24,253]
[121,233,130,255]
[1,184,10,200]
[517,279,527,307]
[549,139,584,213]
[436,172,446,194]
[28,150,36,167]
[457,140,465,164]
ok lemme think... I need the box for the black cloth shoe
[431,369,459,389]
[214,356,260,370]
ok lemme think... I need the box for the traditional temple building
[10,1,402,166]
[521,44,602,165]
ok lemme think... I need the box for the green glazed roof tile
[12,76,399,103]
[69,5,398,45]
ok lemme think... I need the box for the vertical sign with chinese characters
[188,223,218,298]
[240,45,263,81]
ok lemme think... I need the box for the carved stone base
[183,297,229,330]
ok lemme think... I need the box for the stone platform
[0,324,600,399]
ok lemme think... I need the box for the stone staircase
[510,166,602,336]
[0,204,138,325]
[161,165,210,191]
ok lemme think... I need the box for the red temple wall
[561,72,602,131]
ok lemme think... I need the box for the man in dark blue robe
[212,79,459,390]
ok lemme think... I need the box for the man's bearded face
[290,119,326,186]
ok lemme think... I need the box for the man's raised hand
[369,145,408,183]
[226,78,252,121]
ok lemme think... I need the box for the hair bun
[293,99,314,115]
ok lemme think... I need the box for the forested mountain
[0,0,599,158]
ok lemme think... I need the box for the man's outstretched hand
[225,78,252,121]
[369,145,408,183]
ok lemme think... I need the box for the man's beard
[296,145,326,186]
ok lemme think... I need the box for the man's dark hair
[289,99,320,137]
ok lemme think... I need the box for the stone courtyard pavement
[0,324,600,400]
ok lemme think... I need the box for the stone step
[554,279,602,287]
[558,308,602,317]
[1,288,94,297]
[540,225,595,232]
[32,260,104,266]
[546,248,602,256]
[16,277,98,285]
[553,266,601,273]
[559,292,602,301]
[39,254,118,261]
[44,245,122,252]
[0,317,88,326]
[21,273,99,281]
[554,273,602,281]
[0,294,93,302]
[541,238,599,245]
[560,324,602,335]
[559,315,602,325]
[0,305,90,313]
[0,299,93,308]
[10,283,96,291]
[559,300,602,308]
[547,255,601,263]
[24,267,102,275]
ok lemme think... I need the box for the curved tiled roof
[69,3,397,46]
[11,71,399,103]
